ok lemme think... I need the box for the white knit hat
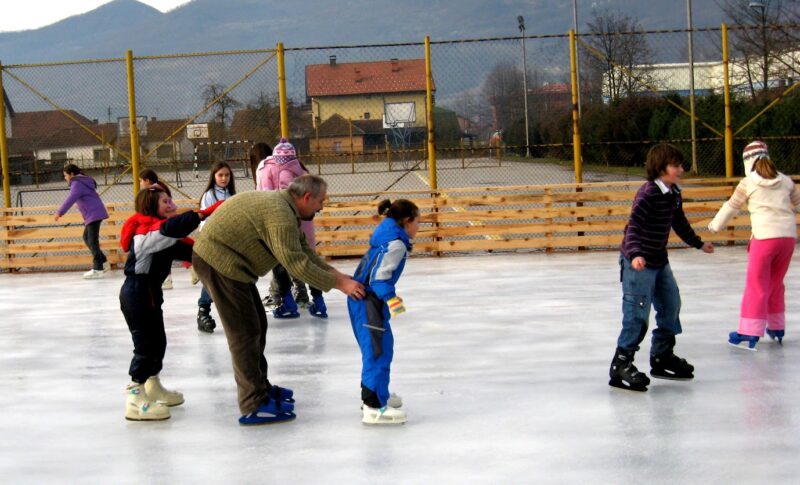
[742,140,769,175]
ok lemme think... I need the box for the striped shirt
[621,180,703,268]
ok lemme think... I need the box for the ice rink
[1,246,798,484]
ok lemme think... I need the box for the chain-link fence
[4,25,800,209]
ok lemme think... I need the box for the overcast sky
[0,1,189,32]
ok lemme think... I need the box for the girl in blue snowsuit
[348,199,419,420]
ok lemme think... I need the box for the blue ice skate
[239,399,296,426]
[272,292,300,319]
[308,295,328,319]
[729,331,759,351]
[270,384,295,403]
[766,329,784,344]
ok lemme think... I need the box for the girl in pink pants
[709,140,800,350]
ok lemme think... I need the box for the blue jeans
[198,285,213,309]
[617,254,682,356]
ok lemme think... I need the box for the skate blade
[728,341,758,352]
[649,372,693,381]
[608,379,647,392]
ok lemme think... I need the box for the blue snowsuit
[347,218,412,408]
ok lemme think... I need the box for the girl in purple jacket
[54,164,110,279]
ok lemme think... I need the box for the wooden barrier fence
[2,178,799,272]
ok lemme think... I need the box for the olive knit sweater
[193,190,335,290]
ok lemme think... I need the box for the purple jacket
[56,174,109,225]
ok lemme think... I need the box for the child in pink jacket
[709,141,800,350]
[256,138,328,319]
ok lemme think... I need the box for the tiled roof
[33,123,117,150]
[306,58,431,97]
[11,110,96,140]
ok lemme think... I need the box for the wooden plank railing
[2,178,798,272]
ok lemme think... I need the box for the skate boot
[162,274,173,290]
[650,352,695,380]
[144,375,184,407]
[766,329,784,344]
[273,292,300,319]
[269,384,295,403]
[239,398,296,426]
[361,393,403,410]
[293,285,310,309]
[609,347,650,392]
[262,293,281,308]
[362,405,407,425]
[125,382,170,421]
[729,331,759,351]
[308,295,328,319]
[197,306,216,333]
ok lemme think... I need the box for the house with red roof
[305,57,432,152]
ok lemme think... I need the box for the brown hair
[202,161,236,202]
[135,185,166,217]
[378,199,420,222]
[752,156,778,179]
[249,142,272,184]
[645,143,685,182]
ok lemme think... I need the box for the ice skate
[262,294,281,309]
[650,352,694,380]
[161,274,173,290]
[362,405,407,425]
[293,286,310,309]
[308,295,328,319]
[728,331,759,351]
[197,307,216,333]
[766,329,784,344]
[269,384,295,403]
[83,269,104,279]
[273,292,300,319]
[361,393,402,410]
[609,348,650,392]
[239,399,296,426]
[102,261,111,272]
[144,375,184,407]
[125,382,170,421]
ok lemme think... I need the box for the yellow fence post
[425,36,437,190]
[277,42,289,140]
[722,23,734,178]
[569,29,583,184]
[125,50,141,196]
[349,117,355,173]
[0,62,10,208]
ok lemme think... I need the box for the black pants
[83,220,107,270]
[271,264,322,298]
[120,277,166,383]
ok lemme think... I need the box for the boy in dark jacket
[610,144,714,392]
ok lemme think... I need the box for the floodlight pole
[518,15,531,157]
[687,0,698,174]
[572,0,582,118]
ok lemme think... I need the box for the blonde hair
[752,156,778,179]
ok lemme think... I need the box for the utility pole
[518,15,531,157]
[687,0,698,174]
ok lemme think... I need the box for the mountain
[0,0,726,63]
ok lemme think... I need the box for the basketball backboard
[383,102,416,128]
[117,116,148,137]
[186,123,209,139]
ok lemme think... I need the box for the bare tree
[202,83,242,127]
[584,9,655,103]
[482,61,525,133]
[717,0,800,99]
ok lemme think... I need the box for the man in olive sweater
[193,174,365,425]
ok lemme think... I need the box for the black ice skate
[609,348,650,392]
[197,307,216,333]
[650,352,694,380]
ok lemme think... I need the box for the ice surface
[1,247,798,483]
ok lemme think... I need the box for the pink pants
[739,237,795,337]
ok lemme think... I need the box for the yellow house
[305,56,432,150]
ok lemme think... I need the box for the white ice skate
[125,382,170,421]
[83,269,104,279]
[144,375,184,406]
[362,405,407,425]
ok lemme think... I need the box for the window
[50,151,67,161]
[364,112,371,119]
[93,149,110,163]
